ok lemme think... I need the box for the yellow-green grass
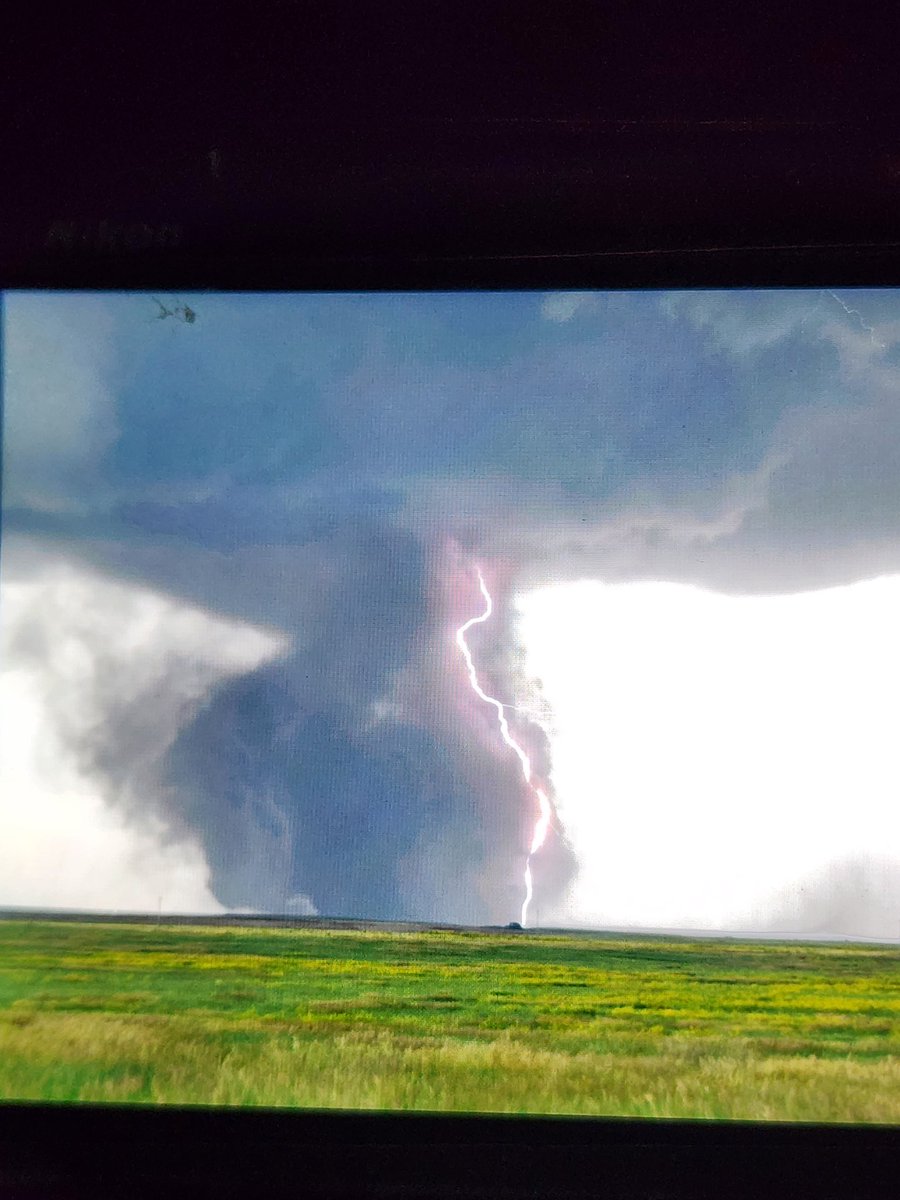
[0,920,897,1122]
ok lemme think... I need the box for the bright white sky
[516,575,900,932]
[0,565,284,913]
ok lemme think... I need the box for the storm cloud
[3,288,899,929]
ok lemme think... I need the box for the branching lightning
[456,566,553,927]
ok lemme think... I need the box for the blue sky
[3,288,900,929]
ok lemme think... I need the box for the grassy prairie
[0,919,897,1122]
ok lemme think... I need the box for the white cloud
[517,574,900,938]
[661,289,828,355]
[0,553,288,912]
[2,293,121,512]
[540,292,592,323]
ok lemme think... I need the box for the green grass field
[0,919,897,1122]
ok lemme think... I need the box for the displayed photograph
[1,289,898,1121]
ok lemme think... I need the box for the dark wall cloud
[155,518,530,922]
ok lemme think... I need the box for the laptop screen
[1,288,897,1122]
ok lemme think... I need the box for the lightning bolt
[456,566,553,927]
[825,290,886,350]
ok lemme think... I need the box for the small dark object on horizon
[506,921,523,930]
